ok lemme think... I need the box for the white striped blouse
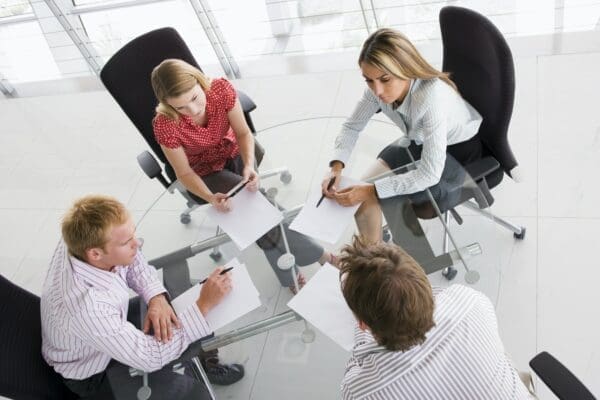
[41,241,212,380]
[332,78,482,198]
[341,285,531,400]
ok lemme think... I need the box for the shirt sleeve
[213,78,237,112]
[70,297,212,373]
[153,115,182,149]
[332,88,380,166]
[125,251,167,304]
[374,106,448,197]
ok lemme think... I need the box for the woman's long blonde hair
[359,28,457,91]
[151,59,211,120]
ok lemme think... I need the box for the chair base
[462,201,526,239]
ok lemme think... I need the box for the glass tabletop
[135,116,502,399]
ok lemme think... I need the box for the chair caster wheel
[180,214,191,224]
[442,266,458,280]
[209,251,222,261]
[280,171,292,184]
[382,229,392,243]
[514,227,526,240]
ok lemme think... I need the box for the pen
[316,177,337,207]
[199,266,234,285]
[227,181,249,199]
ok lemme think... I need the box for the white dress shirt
[341,285,531,400]
[41,241,212,379]
[332,78,482,198]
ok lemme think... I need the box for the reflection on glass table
[133,117,503,399]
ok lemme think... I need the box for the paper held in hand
[206,187,283,250]
[171,258,261,331]
[287,263,356,351]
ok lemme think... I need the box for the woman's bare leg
[355,159,391,244]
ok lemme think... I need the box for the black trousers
[375,135,481,267]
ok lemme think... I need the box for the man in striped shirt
[338,237,532,399]
[41,195,242,398]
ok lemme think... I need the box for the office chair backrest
[0,274,76,399]
[440,6,517,179]
[530,351,596,400]
[100,27,200,174]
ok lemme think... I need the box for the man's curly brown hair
[339,236,435,351]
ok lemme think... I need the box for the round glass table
[134,116,503,399]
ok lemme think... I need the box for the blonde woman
[151,59,335,291]
[323,28,483,245]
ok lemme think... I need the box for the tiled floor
[1,32,600,400]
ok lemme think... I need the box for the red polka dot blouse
[153,78,240,177]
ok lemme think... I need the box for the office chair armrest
[237,90,256,114]
[529,351,596,400]
[137,151,171,189]
[464,156,500,181]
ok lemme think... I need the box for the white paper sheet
[289,177,362,244]
[287,264,356,351]
[206,187,283,250]
[171,258,261,331]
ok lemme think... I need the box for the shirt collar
[70,253,121,291]
[395,79,417,115]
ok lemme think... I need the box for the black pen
[316,177,337,207]
[227,181,249,199]
[199,267,234,285]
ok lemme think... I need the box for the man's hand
[334,183,376,207]
[210,193,231,212]
[144,294,181,343]
[196,267,233,316]
[242,166,260,192]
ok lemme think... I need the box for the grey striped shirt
[332,78,482,198]
[341,285,530,400]
[41,241,212,379]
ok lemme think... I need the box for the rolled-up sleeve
[125,251,167,304]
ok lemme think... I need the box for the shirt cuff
[179,303,213,342]
[142,280,168,305]
[374,176,404,199]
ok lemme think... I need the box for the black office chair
[0,274,78,400]
[435,6,526,240]
[530,351,596,399]
[100,27,287,227]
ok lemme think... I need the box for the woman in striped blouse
[323,28,483,244]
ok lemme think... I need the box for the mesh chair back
[0,274,76,399]
[100,27,200,172]
[440,6,517,179]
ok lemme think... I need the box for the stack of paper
[287,264,357,351]
[206,187,283,250]
[171,258,261,331]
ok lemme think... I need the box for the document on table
[171,258,261,331]
[287,263,356,351]
[289,176,362,244]
[206,187,283,250]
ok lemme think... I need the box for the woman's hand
[322,169,342,199]
[334,183,376,207]
[210,193,231,212]
[242,166,260,192]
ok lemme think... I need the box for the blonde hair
[61,195,129,261]
[151,59,211,121]
[359,28,457,92]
